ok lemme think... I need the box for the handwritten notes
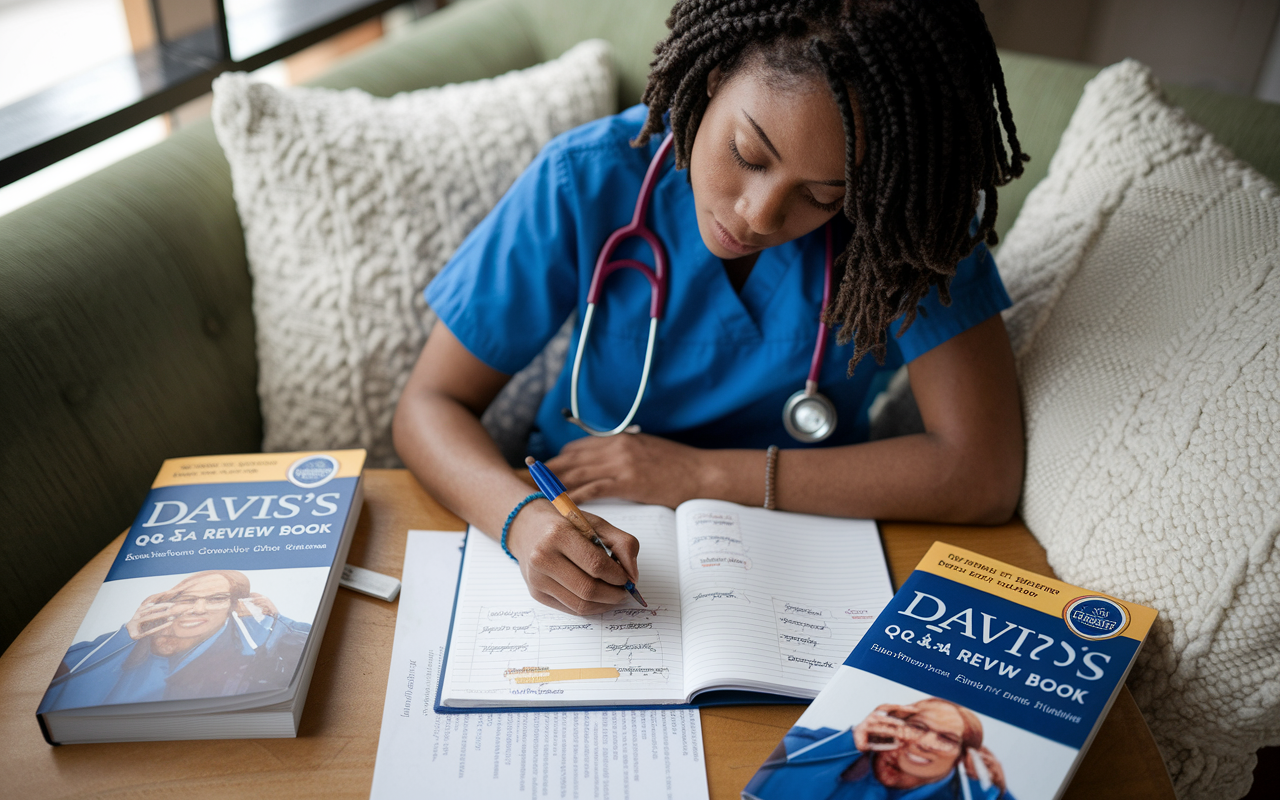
[771,598,870,678]
[687,511,752,570]
[441,504,688,707]
[438,499,893,709]
[677,501,893,698]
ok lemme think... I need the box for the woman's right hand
[505,503,641,615]
[125,593,175,639]
[853,703,915,751]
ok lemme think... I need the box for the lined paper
[676,500,893,698]
[440,504,687,707]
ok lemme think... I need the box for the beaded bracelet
[501,492,545,562]
[764,445,779,510]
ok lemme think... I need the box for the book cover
[742,541,1157,800]
[37,450,365,736]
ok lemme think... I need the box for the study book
[436,499,895,711]
[742,541,1158,800]
[36,450,366,744]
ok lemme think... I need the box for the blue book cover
[743,541,1157,800]
[37,450,366,744]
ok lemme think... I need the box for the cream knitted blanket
[996,60,1280,799]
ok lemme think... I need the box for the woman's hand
[546,433,707,507]
[125,593,175,639]
[962,746,1008,796]
[505,503,641,616]
[852,703,915,751]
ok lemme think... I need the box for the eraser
[340,563,401,602]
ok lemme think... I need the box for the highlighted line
[511,668,620,684]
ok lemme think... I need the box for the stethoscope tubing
[806,223,835,393]
[566,134,673,437]
[569,309,658,436]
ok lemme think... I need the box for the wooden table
[0,469,1174,799]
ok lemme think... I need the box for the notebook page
[440,503,686,707]
[675,500,893,698]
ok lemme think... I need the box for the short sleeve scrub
[425,105,1011,461]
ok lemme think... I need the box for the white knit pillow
[211,40,615,466]
[998,60,1280,800]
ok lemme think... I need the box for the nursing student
[393,0,1027,617]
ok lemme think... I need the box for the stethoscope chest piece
[782,388,837,443]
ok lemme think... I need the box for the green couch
[2,0,1279,653]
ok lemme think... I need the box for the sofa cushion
[211,39,615,466]
[997,59,1280,799]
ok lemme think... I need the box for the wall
[978,0,1280,101]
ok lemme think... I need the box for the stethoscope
[563,133,838,444]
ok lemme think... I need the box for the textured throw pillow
[211,40,615,466]
[997,60,1280,800]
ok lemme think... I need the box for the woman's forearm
[698,432,1019,523]
[402,316,1022,528]
[699,316,1023,523]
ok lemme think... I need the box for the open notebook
[436,499,893,711]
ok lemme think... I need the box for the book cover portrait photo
[39,567,325,714]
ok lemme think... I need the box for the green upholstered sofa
[3,0,1279,653]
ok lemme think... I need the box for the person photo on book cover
[39,570,310,712]
[742,699,1013,800]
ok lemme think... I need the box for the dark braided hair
[635,0,1028,372]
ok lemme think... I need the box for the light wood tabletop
[0,469,1174,799]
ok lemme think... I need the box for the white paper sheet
[370,530,711,800]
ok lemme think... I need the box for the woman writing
[393,0,1027,615]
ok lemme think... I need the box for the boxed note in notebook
[36,450,366,744]
[742,542,1157,800]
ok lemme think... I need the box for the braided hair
[635,0,1027,371]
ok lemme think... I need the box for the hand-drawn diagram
[687,511,752,570]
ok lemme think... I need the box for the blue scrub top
[426,105,1011,458]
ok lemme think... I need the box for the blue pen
[524,457,647,607]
